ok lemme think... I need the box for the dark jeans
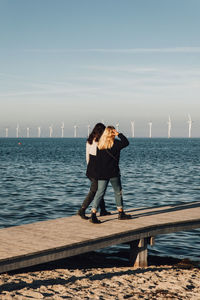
[81,177,106,211]
[92,176,123,211]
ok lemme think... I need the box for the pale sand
[0,253,199,300]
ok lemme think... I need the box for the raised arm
[114,130,129,150]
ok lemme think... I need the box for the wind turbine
[61,122,64,138]
[148,122,152,138]
[87,124,90,137]
[16,124,19,138]
[131,121,135,138]
[187,114,193,138]
[5,127,8,138]
[49,125,53,138]
[74,125,78,138]
[38,126,41,138]
[116,123,119,132]
[26,127,30,138]
[167,116,172,138]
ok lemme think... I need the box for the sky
[0,0,200,137]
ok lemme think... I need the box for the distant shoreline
[1,137,200,139]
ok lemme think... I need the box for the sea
[0,137,199,263]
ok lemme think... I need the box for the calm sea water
[0,138,199,262]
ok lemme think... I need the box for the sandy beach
[0,252,199,300]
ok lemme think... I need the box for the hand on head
[107,126,119,137]
[113,129,119,136]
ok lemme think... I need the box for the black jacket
[86,154,98,179]
[96,133,129,180]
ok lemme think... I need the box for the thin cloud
[24,47,200,54]
[0,73,25,80]
[0,84,100,98]
[1,65,200,99]
[83,66,158,73]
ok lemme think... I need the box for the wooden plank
[0,202,200,273]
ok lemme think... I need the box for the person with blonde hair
[90,126,131,223]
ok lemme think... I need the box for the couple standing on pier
[77,123,131,224]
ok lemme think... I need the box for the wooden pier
[0,202,200,273]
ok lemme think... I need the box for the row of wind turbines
[144,114,193,139]
[3,115,194,138]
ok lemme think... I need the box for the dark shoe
[89,213,101,224]
[118,211,132,220]
[100,210,111,216]
[77,208,89,220]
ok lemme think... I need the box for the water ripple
[0,138,200,261]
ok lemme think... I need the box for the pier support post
[129,237,154,268]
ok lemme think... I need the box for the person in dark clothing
[77,123,111,220]
[90,126,131,224]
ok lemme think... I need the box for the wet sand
[0,252,199,299]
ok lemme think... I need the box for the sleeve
[115,133,129,150]
[86,142,90,164]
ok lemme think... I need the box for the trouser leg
[99,198,106,211]
[92,180,109,211]
[110,176,123,209]
[81,178,98,209]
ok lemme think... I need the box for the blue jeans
[92,176,123,211]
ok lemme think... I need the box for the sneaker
[100,210,111,216]
[77,208,89,220]
[89,213,101,224]
[118,211,132,220]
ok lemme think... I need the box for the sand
[0,252,199,300]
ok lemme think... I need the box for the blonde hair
[98,126,116,150]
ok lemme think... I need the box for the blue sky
[0,0,200,137]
